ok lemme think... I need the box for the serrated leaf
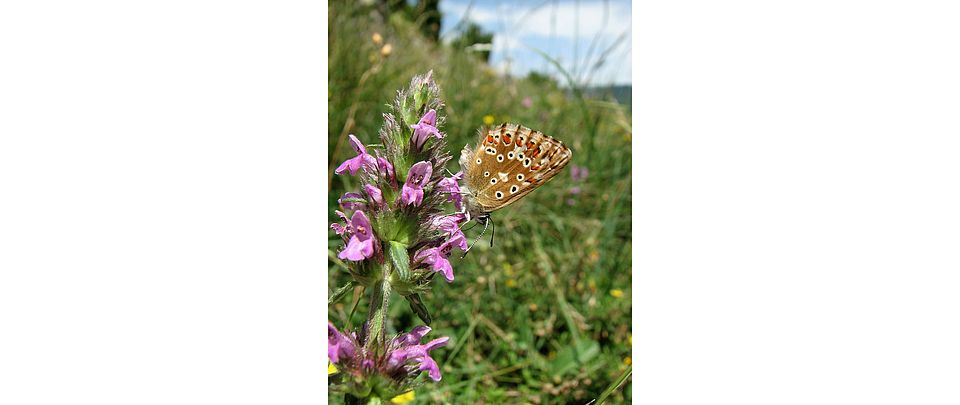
[387,240,411,282]
[406,293,432,325]
[328,281,355,305]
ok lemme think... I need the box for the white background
[0,0,958,404]
[636,0,960,403]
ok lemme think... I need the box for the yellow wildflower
[381,44,392,57]
[506,278,517,288]
[483,114,495,125]
[390,390,415,404]
[328,362,338,375]
[623,356,632,365]
[372,32,383,45]
[528,303,538,312]
[610,289,624,298]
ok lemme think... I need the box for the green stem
[364,269,393,352]
[595,366,633,404]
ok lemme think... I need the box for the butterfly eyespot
[507,152,514,159]
[476,158,482,165]
[485,135,494,144]
[503,134,512,144]
[516,173,524,181]
[486,147,497,155]
[523,158,531,167]
[490,178,497,185]
[483,171,490,177]
[518,152,525,160]
[510,185,518,194]
[497,154,504,162]
[495,191,504,199]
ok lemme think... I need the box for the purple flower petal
[338,211,376,261]
[331,210,350,235]
[387,336,449,381]
[376,155,395,183]
[396,325,432,346]
[570,165,589,182]
[410,109,442,150]
[364,184,383,208]
[328,322,356,363]
[437,171,464,210]
[335,134,377,176]
[339,192,365,211]
[414,240,456,282]
[400,161,432,206]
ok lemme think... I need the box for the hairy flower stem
[365,271,393,352]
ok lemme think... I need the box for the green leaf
[595,366,633,405]
[328,281,355,305]
[387,241,411,282]
[405,293,432,325]
[549,339,600,377]
[339,197,367,205]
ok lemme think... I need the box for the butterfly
[458,123,573,227]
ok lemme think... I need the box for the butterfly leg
[460,214,493,258]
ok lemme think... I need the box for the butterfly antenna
[489,217,496,247]
[461,216,490,259]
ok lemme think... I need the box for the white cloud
[443,1,631,40]
[441,0,632,84]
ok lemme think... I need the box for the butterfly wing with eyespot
[461,123,572,214]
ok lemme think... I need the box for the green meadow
[328,2,632,403]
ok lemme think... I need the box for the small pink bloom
[328,322,356,363]
[376,153,396,183]
[335,134,377,176]
[338,210,376,261]
[432,213,467,251]
[410,109,442,150]
[338,192,365,211]
[414,238,459,282]
[437,171,464,210]
[400,161,432,206]
[364,184,384,208]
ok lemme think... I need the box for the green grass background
[328,2,632,403]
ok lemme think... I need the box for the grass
[328,2,632,403]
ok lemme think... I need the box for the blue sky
[439,0,632,86]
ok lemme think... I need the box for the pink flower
[338,210,376,261]
[410,109,442,150]
[375,152,396,184]
[363,184,384,209]
[432,213,467,251]
[570,165,589,182]
[400,161,432,206]
[328,322,356,363]
[338,192,365,211]
[522,96,533,108]
[330,210,350,235]
[335,134,377,175]
[414,238,460,282]
[437,171,464,211]
[386,326,449,381]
